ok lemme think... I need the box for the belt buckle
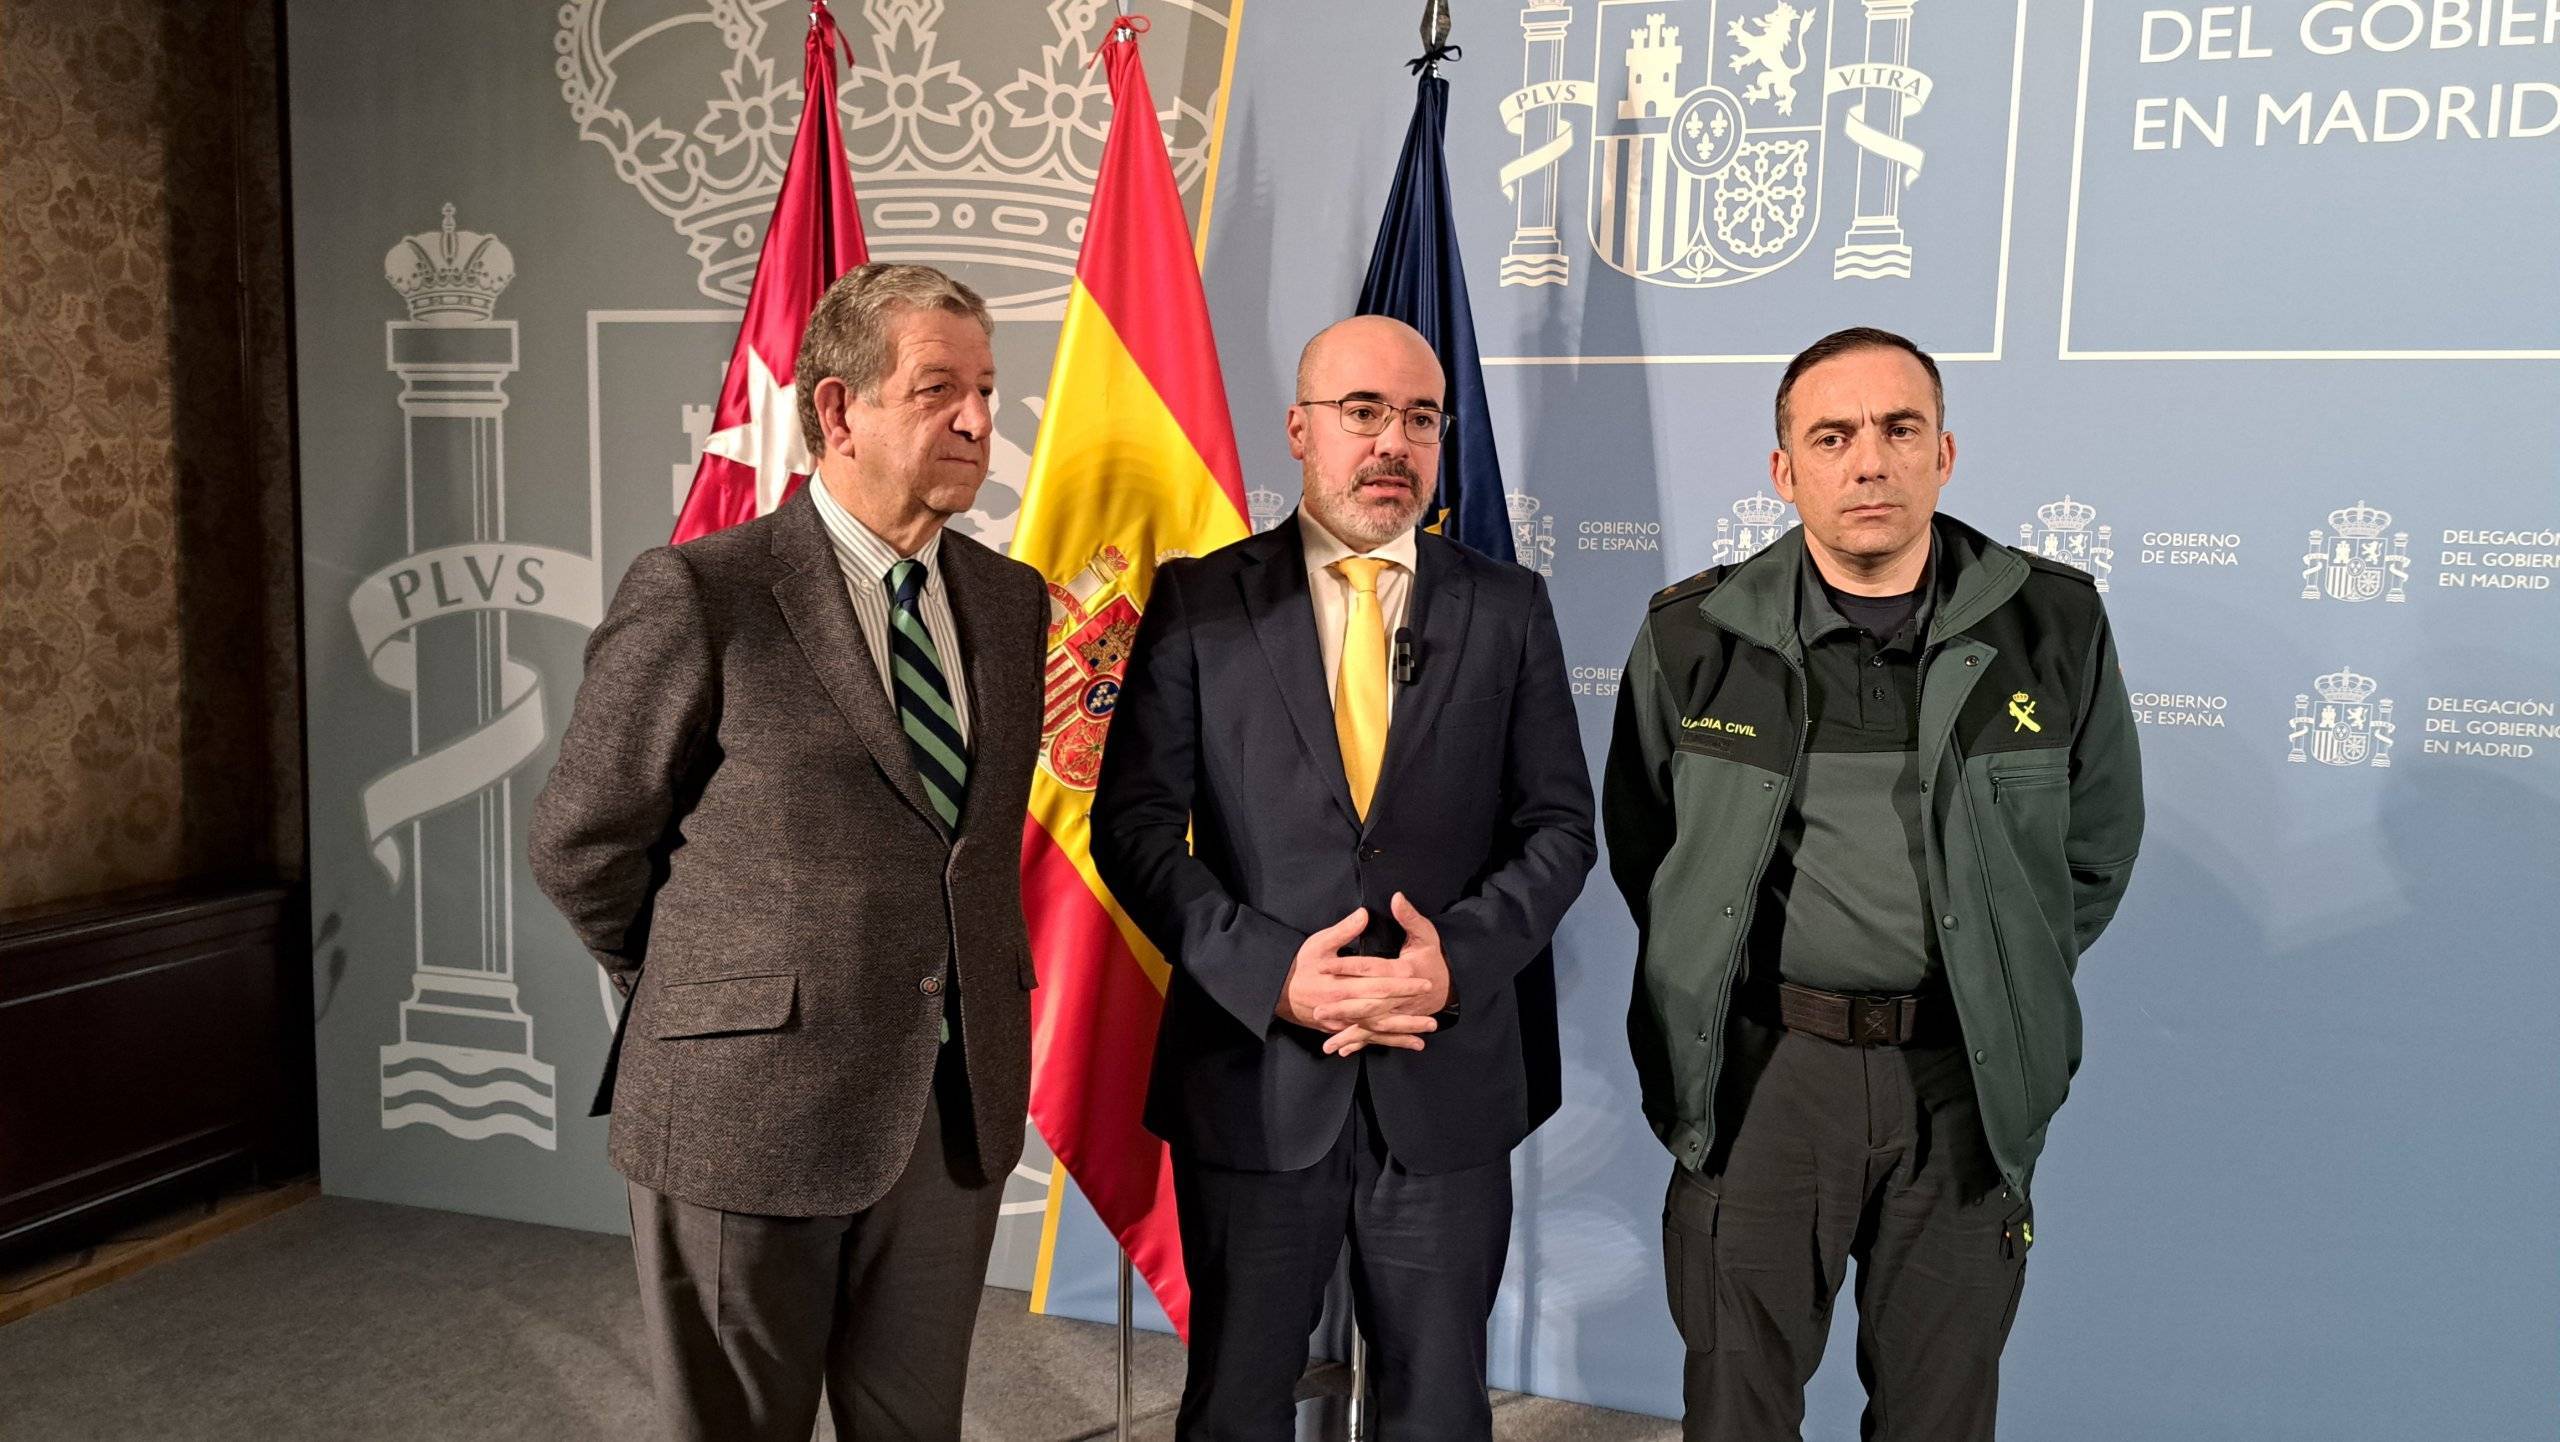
[1850,996,1903,1046]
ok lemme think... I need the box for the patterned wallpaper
[0,0,302,911]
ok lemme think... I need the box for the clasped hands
[1274,893,1450,1058]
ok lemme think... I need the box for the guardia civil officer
[1603,327,2144,1439]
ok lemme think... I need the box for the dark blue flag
[1357,68,1516,565]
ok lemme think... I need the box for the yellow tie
[1332,557,1391,819]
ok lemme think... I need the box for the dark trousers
[1668,1013,2031,1442]
[1173,1079,1513,1441]
[627,1048,1003,1442]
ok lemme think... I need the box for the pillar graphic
[1501,3,1575,287]
[1833,0,1918,280]
[369,205,559,1148]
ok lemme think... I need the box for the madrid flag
[1014,15,1248,1340]
[670,0,869,544]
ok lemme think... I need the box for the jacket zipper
[1914,633,2038,1132]
[1697,644,1810,1157]
[1924,637,2038,1185]
[1960,770,2038,1123]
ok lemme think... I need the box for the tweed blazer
[530,487,1047,1217]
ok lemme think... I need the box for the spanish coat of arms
[1495,0,1933,290]
[1040,546,1141,791]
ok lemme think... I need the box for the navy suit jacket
[1092,517,1596,1175]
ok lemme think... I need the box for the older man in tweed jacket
[531,264,1046,1442]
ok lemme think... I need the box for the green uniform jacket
[1604,518,2144,1201]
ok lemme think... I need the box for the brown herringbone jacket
[530,487,1045,1217]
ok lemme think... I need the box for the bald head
[1286,315,1446,551]
[1294,315,1440,405]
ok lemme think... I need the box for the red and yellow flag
[1015,15,1247,1341]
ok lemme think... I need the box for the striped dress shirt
[807,479,972,746]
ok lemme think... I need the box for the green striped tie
[885,559,969,833]
[887,560,964,1045]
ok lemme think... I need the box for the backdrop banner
[289,0,1236,1319]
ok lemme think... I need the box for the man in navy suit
[1093,315,1596,1438]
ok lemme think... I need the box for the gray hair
[794,263,994,452]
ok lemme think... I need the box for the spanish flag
[1014,16,1246,1339]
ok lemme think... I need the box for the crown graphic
[1731,492,1788,528]
[1244,485,1288,530]
[384,204,513,324]
[1507,491,1544,522]
[559,0,1229,313]
[2315,668,2380,705]
[2326,501,2391,539]
[2036,496,2097,531]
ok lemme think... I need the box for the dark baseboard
[0,882,307,1264]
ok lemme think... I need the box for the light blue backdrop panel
[285,0,1238,1284]
[2063,0,2560,356]
[1184,1,2559,1435]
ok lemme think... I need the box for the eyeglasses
[1297,396,1448,446]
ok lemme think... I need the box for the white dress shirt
[1297,509,1417,709]
[809,479,972,745]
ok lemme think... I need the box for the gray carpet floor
[0,1197,1676,1440]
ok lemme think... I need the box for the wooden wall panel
[0,885,300,1253]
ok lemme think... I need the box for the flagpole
[1111,11,1131,1383]
[1353,21,1445,1406]
[1347,11,1447,1434]
[1106,5,1139,1428]
[1109,18,1146,1441]
[1117,1250,1135,1439]
[1348,1330,1370,1439]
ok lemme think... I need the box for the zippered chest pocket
[1989,756,2068,801]
[1986,753,2070,851]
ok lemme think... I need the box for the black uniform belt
[1746,981,1952,1047]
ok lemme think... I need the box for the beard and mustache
[1303,454,1434,551]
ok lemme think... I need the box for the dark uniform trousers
[1173,1076,1514,1441]
[627,1042,1004,1442]
[1668,1010,2031,1442]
